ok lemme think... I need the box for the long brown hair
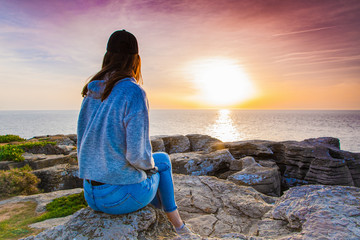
[82,51,142,101]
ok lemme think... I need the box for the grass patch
[33,191,87,222]
[0,141,56,162]
[0,165,40,200]
[0,135,25,143]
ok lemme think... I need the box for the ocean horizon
[0,109,359,153]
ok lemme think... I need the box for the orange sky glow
[0,0,359,110]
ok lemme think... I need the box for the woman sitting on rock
[77,30,193,237]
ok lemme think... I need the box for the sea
[0,109,359,153]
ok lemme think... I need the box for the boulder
[186,134,224,152]
[174,174,274,237]
[150,136,166,152]
[227,157,281,196]
[267,185,360,239]
[170,149,235,176]
[162,135,191,154]
[21,206,177,240]
[32,164,82,192]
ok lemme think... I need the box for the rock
[65,134,77,145]
[305,157,354,186]
[170,149,235,176]
[26,154,76,170]
[162,135,191,154]
[303,137,340,149]
[23,143,68,155]
[252,219,293,238]
[269,185,360,239]
[227,157,281,197]
[32,164,82,192]
[32,135,76,147]
[22,206,176,240]
[225,140,274,159]
[150,136,166,152]
[186,134,224,152]
[29,215,72,230]
[0,160,26,170]
[174,174,274,237]
[0,154,76,171]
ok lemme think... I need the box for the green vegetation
[0,192,88,240]
[0,165,40,200]
[0,141,56,162]
[0,145,24,162]
[33,191,88,222]
[0,135,26,143]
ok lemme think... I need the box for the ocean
[0,109,359,153]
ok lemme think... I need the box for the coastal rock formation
[227,157,281,196]
[225,137,360,189]
[21,206,177,240]
[1,134,359,196]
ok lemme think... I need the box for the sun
[188,58,256,107]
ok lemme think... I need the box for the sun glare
[188,58,256,107]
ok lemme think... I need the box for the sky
[0,0,359,110]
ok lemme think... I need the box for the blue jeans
[83,152,177,215]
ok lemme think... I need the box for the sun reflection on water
[207,109,242,142]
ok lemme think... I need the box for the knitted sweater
[77,77,154,185]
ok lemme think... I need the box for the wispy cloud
[272,26,336,37]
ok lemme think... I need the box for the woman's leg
[152,152,184,229]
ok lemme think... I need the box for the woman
[77,30,193,236]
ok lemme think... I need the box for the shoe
[175,223,201,239]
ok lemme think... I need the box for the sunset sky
[1,0,359,110]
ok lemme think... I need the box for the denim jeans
[83,152,177,215]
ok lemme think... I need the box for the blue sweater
[77,77,154,185]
